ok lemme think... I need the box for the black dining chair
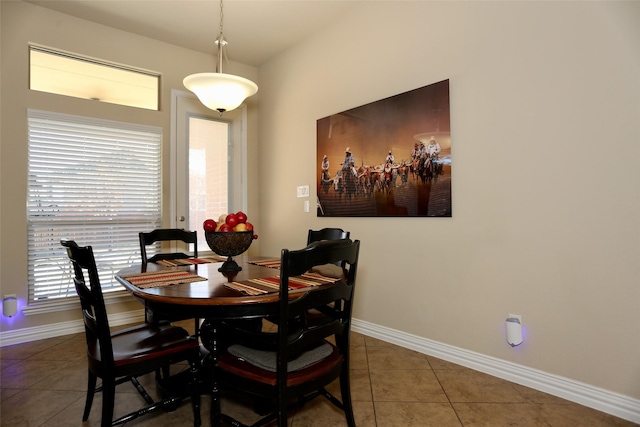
[308,228,350,270]
[139,228,201,335]
[61,239,202,427]
[139,228,198,264]
[307,227,350,245]
[215,229,352,361]
[211,238,360,427]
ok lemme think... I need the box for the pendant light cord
[219,0,224,35]
[215,0,228,74]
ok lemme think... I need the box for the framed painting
[316,79,451,217]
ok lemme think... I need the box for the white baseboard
[352,319,640,425]
[1,313,637,424]
[0,310,145,347]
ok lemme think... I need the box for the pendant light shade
[184,72,257,113]
[183,0,258,114]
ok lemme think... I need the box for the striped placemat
[224,272,337,295]
[248,258,281,269]
[121,270,207,289]
[154,255,228,267]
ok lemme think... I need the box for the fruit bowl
[205,231,257,272]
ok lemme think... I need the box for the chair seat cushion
[218,342,343,387]
[309,263,344,279]
[227,341,333,372]
[90,324,198,367]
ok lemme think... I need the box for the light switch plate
[296,185,309,198]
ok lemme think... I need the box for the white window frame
[26,110,162,307]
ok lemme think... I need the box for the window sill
[22,290,137,316]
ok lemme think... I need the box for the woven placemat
[248,258,281,269]
[224,272,337,295]
[154,255,228,267]
[121,270,207,289]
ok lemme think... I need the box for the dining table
[114,254,342,353]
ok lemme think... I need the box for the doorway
[171,90,246,252]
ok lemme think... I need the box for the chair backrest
[306,228,350,245]
[277,238,360,386]
[139,228,198,264]
[61,239,115,367]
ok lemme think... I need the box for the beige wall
[1,0,639,404]
[256,1,640,399]
[0,1,259,328]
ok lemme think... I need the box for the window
[27,110,162,303]
[30,45,160,110]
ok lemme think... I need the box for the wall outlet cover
[508,314,522,322]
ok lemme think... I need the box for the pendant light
[183,0,258,115]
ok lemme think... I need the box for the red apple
[225,213,238,227]
[236,211,247,224]
[245,222,254,231]
[219,223,233,232]
[203,219,217,232]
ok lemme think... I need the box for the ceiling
[25,0,358,67]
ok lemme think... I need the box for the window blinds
[27,110,162,302]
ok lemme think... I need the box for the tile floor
[0,320,635,427]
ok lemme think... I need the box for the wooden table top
[115,255,283,308]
